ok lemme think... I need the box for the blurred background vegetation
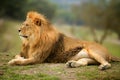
[0,0,120,57]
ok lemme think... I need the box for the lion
[8,11,120,70]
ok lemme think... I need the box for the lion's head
[18,11,58,46]
[18,11,51,43]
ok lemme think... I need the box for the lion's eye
[25,24,29,26]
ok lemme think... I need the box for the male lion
[8,11,120,70]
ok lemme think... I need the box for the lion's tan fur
[8,11,120,70]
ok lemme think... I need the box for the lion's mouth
[19,35,28,38]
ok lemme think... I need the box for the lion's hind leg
[88,49,111,70]
[66,58,97,68]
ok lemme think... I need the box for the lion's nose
[18,30,21,32]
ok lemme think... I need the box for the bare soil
[19,63,120,80]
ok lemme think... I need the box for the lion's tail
[111,56,120,62]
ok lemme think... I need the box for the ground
[0,53,120,80]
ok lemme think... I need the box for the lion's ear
[34,18,41,26]
[27,11,34,19]
[27,11,41,26]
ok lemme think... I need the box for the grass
[0,20,120,80]
[77,65,120,80]
[104,42,120,57]
[0,64,60,80]
[0,73,59,80]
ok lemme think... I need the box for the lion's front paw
[8,59,17,65]
[66,60,79,68]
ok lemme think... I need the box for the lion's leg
[8,57,36,65]
[88,50,111,70]
[66,58,97,68]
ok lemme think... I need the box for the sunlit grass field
[0,20,120,80]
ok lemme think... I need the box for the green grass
[104,42,120,57]
[0,73,59,80]
[77,65,120,80]
[0,65,59,80]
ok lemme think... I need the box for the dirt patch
[18,63,120,80]
[20,63,78,80]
